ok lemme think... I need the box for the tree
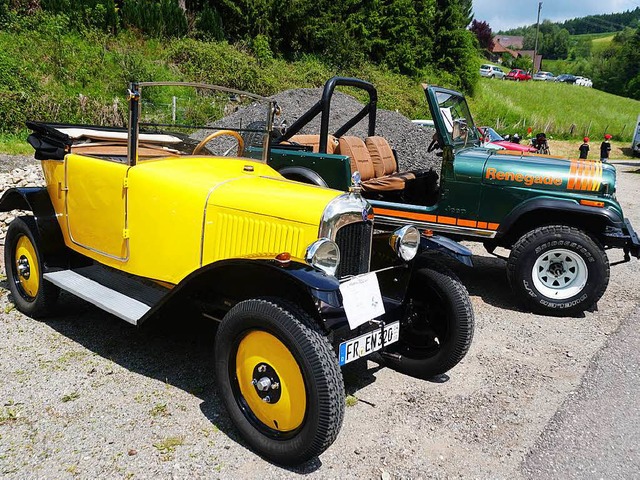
[469,19,494,50]
[432,0,478,93]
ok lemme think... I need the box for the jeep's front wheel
[382,264,474,379]
[507,226,609,316]
[214,299,344,465]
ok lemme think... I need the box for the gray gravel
[203,88,442,172]
[1,155,639,478]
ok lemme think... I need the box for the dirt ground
[0,160,639,479]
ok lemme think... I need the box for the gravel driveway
[1,157,639,479]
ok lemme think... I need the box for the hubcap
[14,236,40,299]
[235,331,306,432]
[532,248,588,300]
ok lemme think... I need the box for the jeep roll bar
[275,77,378,154]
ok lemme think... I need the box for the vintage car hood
[477,148,617,195]
[131,156,342,226]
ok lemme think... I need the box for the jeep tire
[507,225,610,316]
[4,216,59,318]
[382,263,474,379]
[214,298,344,465]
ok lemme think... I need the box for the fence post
[172,96,177,124]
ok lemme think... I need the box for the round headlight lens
[390,225,420,261]
[305,239,340,276]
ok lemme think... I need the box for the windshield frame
[127,81,277,166]
[424,86,480,149]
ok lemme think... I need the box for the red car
[478,127,537,152]
[506,69,532,81]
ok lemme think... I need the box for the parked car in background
[532,71,555,81]
[480,64,506,79]
[633,114,640,157]
[575,76,593,87]
[505,69,532,81]
[478,126,537,153]
[555,74,577,84]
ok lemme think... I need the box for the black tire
[507,225,609,316]
[382,263,474,379]
[4,216,59,318]
[214,298,344,465]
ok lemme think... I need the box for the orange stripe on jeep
[457,219,477,228]
[568,160,577,190]
[374,208,437,223]
[375,208,498,231]
[437,216,457,225]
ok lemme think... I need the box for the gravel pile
[206,88,442,172]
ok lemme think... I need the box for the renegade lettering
[485,168,563,187]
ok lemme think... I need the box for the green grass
[571,32,617,42]
[0,131,34,155]
[470,79,640,141]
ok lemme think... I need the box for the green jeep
[254,77,640,316]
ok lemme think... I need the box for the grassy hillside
[0,15,637,155]
[470,78,640,141]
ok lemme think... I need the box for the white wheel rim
[531,248,588,300]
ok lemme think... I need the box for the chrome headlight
[389,225,420,261]
[305,239,340,276]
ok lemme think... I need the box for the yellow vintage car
[0,82,474,465]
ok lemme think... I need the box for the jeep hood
[480,149,617,195]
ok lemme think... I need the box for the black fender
[279,166,328,187]
[497,197,626,245]
[418,234,473,267]
[0,187,69,269]
[139,259,343,329]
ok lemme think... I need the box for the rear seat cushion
[337,136,375,181]
[365,136,397,177]
[289,134,338,154]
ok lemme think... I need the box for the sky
[472,0,640,32]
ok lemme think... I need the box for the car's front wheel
[214,299,344,465]
[382,263,474,378]
[507,225,609,316]
[4,216,59,318]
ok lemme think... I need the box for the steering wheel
[428,132,442,152]
[192,130,245,156]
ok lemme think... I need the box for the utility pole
[533,2,542,73]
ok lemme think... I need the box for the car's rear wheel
[4,216,59,318]
[382,263,474,378]
[507,225,609,316]
[214,299,344,465]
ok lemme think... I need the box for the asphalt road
[522,306,640,479]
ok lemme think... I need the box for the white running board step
[44,270,151,325]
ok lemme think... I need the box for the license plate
[338,321,400,366]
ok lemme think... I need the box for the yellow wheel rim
[235,330,307,432]
[15,235,40,299]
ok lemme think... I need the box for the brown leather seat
[289,134,338,154]
[337,136,413,192]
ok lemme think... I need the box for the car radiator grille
[335,222,372,279]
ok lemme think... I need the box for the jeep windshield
[426,87,480,149]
